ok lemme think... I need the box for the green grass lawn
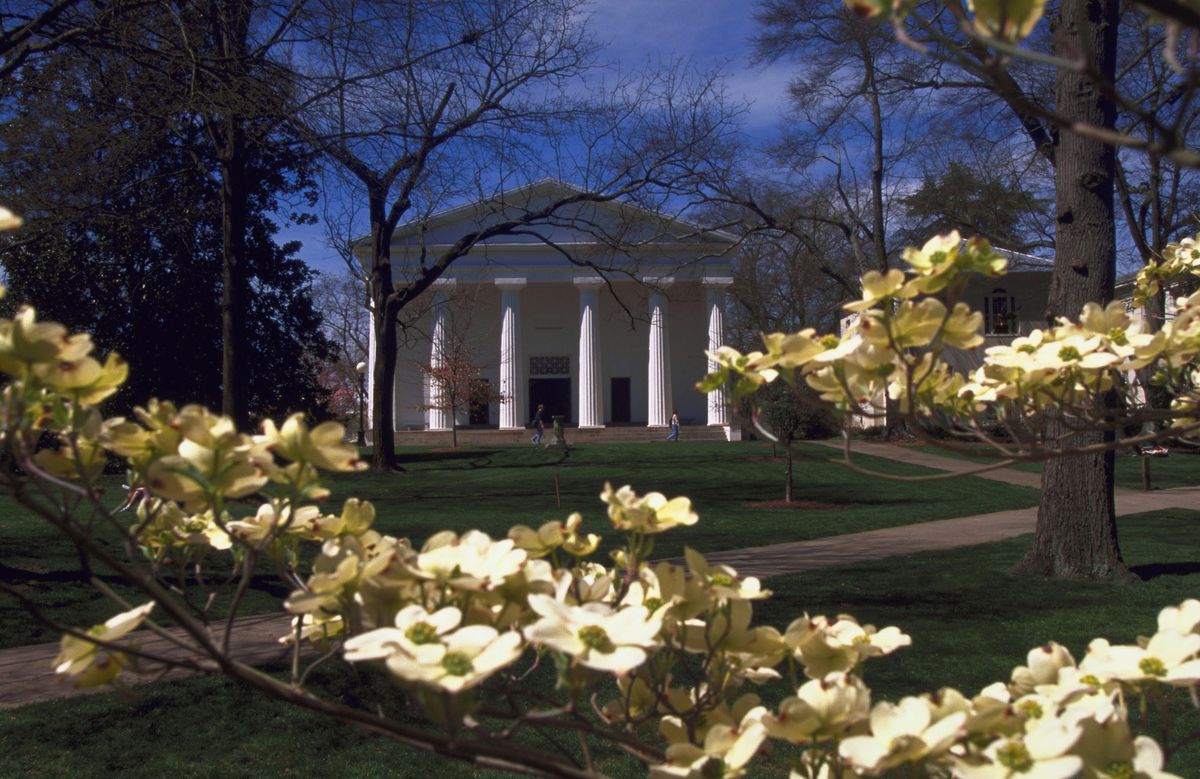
[0,441,1042,649]
[4,509,1198,778]
[906,442,1200,490]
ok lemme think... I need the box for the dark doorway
[610,377,631,423]
[529,378,571,424]
[469,380,491,425]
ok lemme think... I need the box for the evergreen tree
[0,31,330,421]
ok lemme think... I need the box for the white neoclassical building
[363,180,739,442]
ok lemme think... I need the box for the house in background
[840,246,1188,429]
[360,180,740,444]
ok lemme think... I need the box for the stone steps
[392,425,734,446]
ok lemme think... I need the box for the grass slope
[0,442,1040,649]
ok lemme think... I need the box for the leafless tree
[418,339,505,449]
[284,0,742,470]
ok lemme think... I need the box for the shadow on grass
[394,449,503,465]
[1132,561,1200,580]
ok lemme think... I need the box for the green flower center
[578,625,613,652]
[996,740,1034,772]
[405,621,439,645]
[1058,345,1082,362]
[710,573,735,588]
[851,635,871,645]
[1139,656,1167,677]
[440,651,474,677]
[643,597,663,613]
[1105,762,1134,779]
[1080,673,1101,686]
[1108,327,1128,346]
[1018,344,1037,354]
[1018,700,1044,719]
[820,335,841,350]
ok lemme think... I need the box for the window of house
[530,356,570,376]
[984,289,1017,335]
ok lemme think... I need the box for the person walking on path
[666,409,680,441]
[531,403,545,446]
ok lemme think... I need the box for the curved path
[4,442,1196,709]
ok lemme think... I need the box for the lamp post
[355,361,368,447]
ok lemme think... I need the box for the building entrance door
[529,378,571,424]
[610,377,631,423]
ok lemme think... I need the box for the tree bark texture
[1015,0,1128,579]
[219,127,249,429]
[213,0,251,430]
[368,189,399,471]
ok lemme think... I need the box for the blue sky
[287,1,793,277]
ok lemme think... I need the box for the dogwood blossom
[600,483,698,534]
[684,548,769,602]
[348,623,523,694]
[257,413,364,472]
[1079,633,1200,684]
[784,613,911,677]
[760,671,871,744]
[53,602,156,688]
[651,708,767,779]
[955,718,1083,779]
[525,593,661,674]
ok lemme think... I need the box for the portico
[363,180,738,441]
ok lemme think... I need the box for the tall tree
[750,0,1175,577]
[143,0,306,428]
[1012,0,1125,578]
[0,16,330,419]
[290,0,739,470]
[874,0,1138,577]
[753,0,940,280]
[313,270,369,432]
[901,161,1052,252]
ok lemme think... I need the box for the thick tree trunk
[1014,0,1128,579]
[368,191,399,471]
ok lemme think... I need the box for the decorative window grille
[984,289,1017,335]
[530,356,570,376]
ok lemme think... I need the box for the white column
[704,277,733,426]
[497,278,527,429]
[426,283,454,431]
[645,277,673,427]
[575,277,604,427]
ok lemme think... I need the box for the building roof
[390,178,739,247]
[359,179,737,283]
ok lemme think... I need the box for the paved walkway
[3,442,1196,710]
[693,441,1198,576]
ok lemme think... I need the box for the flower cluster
[700,230,1200,446]
[842,0,1048,44]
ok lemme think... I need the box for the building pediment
[378,179,736,283]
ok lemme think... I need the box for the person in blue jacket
[666,409,680,441]
[531,403,545,446]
